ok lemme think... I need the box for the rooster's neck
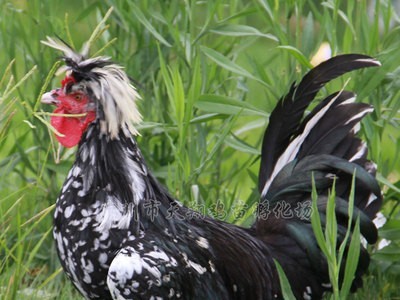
[69,121,179,232]
[73,121,147,204]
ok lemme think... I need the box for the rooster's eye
[74,94,83,101]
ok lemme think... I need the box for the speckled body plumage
[54,121,280,299]
[43,37,382,300]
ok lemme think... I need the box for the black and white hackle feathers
[42,37,382,300]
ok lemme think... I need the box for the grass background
[0,0,400,298]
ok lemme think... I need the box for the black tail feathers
[256,54,382,299]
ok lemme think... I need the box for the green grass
[1,0,400,299]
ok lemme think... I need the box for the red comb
[61,75,76,88]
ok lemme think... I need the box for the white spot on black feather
[355,58,381,66]
[62,178,74,193]
[168,288,175,297]
[196,237,209,249]
[303,292,312,300]
[72,166,81,177]
[209,260,216,273]
[321,282,332,288]
[72,181,81,188]
[99,253,108,266]
[303,286,312,300]
[349,142,367,162]
[77,190,86,197]
[344,106,374,125]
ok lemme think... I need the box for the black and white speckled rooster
[41,36,382,300]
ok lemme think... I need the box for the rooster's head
[41,37,141,148]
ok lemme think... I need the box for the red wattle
[50,108,84,148]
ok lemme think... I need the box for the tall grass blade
[273,259,296,300]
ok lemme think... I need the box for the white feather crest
[41,36,84,63]
[86,65,142,137]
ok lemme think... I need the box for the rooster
[41,36,382,300]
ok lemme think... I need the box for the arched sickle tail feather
[258,54,381,195]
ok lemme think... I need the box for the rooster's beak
[41,90,60,105]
